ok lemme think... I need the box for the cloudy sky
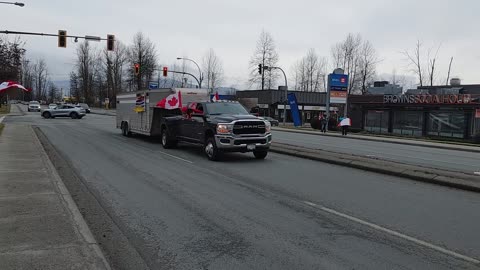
[2,0,479,89]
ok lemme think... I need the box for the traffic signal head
[107,35,115,51]
[163,67,168,77]
[258,64,262,75]
[134,63,140,75]
[58,30,67,48]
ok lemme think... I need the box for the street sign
[328,73,349,104]
[148,81,159,90]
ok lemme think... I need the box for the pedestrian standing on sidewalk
[339,116,351,136]
[319,114,327,133]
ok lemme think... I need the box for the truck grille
[234,139,267,145]
[233,121,266,135]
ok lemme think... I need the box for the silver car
[28,101,41,112]
[41,104,86,119]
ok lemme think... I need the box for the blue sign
[328,74,349,91]
[148,81,159,90]
[287,93,302,127]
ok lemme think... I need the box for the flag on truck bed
[157,91,182,110]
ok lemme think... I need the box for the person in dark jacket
[319,114,327,133]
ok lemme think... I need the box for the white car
[48,103,57,110]
[28,101,41,112]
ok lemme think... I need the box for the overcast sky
[2,0,479,89]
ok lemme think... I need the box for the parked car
[75,103,90,113]
[28,101,41,112]
[41,104,86,119]
[262,116,279,126]
[48,103,57,109]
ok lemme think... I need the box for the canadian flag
[0,81,30,93]
[156,91,182,110]
[212,91,220,102]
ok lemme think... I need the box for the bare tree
[446,57,453,85]
[69,71,79,101]
[104,41,127,105]
[293,49,327,92]
[75,41,101,104]
[427,44,441,86]
[128,32,157,91]
[249,30,279,90]
[403,40,425,87]
[47,82,61,103]
[202,48,224,90]
[358,40,379,94]
[330,33,363,94]
[32,58,49,101]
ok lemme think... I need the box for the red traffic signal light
[107,34,115,51]
[163,67,168,77]
[134,63,140,75]
[58,30,67,48]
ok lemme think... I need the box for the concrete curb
[90,111,116,117]
[270,143,480,193]
[272,127,480,153]
[32,126,112,269]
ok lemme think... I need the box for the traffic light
[258,64,262,75]
[58,30,67,48]
[163,67,168,77]
[134,63,140,75]
[107,34,115,51]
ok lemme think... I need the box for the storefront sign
[384,94,472,104]
[328,73,349,104]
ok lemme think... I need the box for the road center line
[155,150,193,164]
[303,200,480,265]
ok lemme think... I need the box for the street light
[0,1,25,6]
[176,57,203,89]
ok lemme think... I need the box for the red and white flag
[212,91,220,102]
[156,91,182,110]
[0,81,30,93]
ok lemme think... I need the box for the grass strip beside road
[0,105,10,115]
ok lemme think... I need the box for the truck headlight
[217,124,233,134]
[264,121,271,133]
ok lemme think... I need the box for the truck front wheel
[253,150,268,159]
[205,137,221,161]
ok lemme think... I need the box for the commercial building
[236,90,340,123]
[349,83,480,140]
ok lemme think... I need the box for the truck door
[190,103,206,142]
[179,102,197,142]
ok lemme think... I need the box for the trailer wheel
[122,122,131,137]
[161,127,176,149]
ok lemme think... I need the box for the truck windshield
[205,103,249,115]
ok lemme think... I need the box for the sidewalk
[0,124,110,269]
[272,126,480,153]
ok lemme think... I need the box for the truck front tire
[205,137,221,161]
[253,150,268,159]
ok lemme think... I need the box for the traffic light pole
[264,66,288,125]
[0,30,108,41]
[167,71,200,88]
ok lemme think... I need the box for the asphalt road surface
[5,106,480,269]
[273,130,480,174]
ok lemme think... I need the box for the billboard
[287,93,302,127]
[328,73,348,104]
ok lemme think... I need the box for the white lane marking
[155,150,193,164]
[0,116,5,123]
[303,200,480,265]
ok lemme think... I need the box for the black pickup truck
[159,101,272,161]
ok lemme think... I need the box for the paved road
[273,130,480,174]
[5,106,480,269]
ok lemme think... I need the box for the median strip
[270,142,480,193]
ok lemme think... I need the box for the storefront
[349,92,480,140]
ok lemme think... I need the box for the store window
[427,111,465,138]
[393,111,423,136]
[365,110,389,134]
